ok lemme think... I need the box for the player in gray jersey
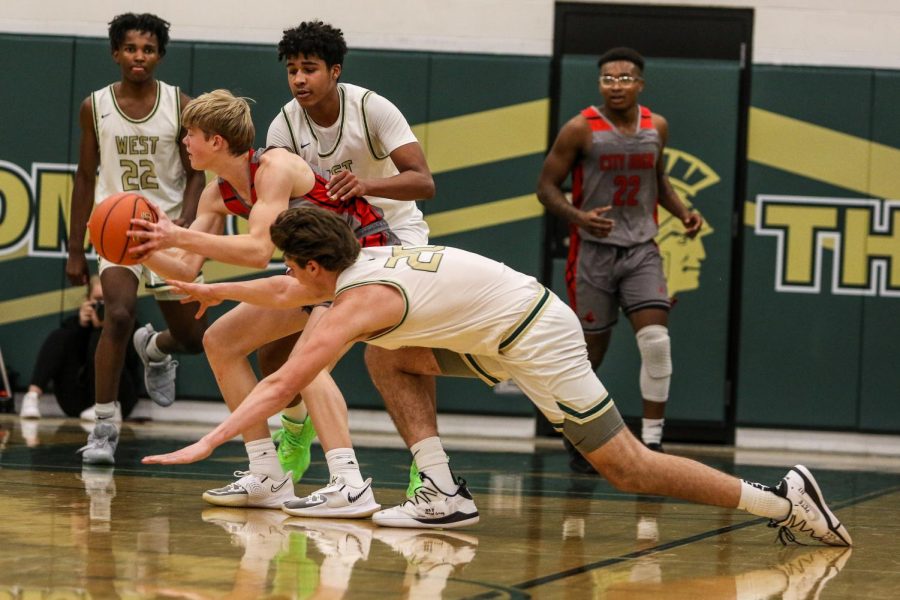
[143,206,850,548]
[66,13,206,465]
[537,47,703,467]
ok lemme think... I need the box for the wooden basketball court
[1,416,897,599]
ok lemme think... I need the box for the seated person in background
[19,275,141,422]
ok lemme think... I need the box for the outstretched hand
[128,202,178,257]
[166,279,224,318]
[143,438,214,465]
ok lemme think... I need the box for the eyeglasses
[599,75,642,87]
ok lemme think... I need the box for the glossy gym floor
[1,415,898,599]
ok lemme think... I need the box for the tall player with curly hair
[66,12,206,464]
[265,21,445,506]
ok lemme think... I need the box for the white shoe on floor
[282,475,381,518]
[202,470,296,508]
[19,392,41,419]
[373,474,479,529]
[80,402,123,423]
[769,465,852,546]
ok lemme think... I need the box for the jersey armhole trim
[281,107,300,154]
[174,86,182,137]
[90,91,100,141]
[361,90,391,161]
[334,279,409,341]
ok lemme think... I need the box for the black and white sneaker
[282,475,381,518]
[202,470,296,508]
[769,465,852,546]
[373,474,479,529]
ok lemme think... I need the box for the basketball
[87,192,158,265]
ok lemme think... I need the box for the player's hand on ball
[128,202,177,256]
[166,279,224,318]
[142,438,214,465]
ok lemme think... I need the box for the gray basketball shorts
[573,239,670,333]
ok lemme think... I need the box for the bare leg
[95,268,139,406]
[155,299,208,355]
[258,332,302,407]
[583,426,740,507]
[364,345,440,447]
[203,303,308,443]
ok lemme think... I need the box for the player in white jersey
[263,21,438,495]
[65,13,206,464]
[538,47,703,468]
[145,207,851,547]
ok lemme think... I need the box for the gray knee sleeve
[636,325,671,402]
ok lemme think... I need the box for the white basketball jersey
[267,83,428,243]
[92,81,186,217]
[335,246,550,356]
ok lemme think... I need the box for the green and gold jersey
[91,81,185,217]
[335,245,550,356]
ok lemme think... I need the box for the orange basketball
[88,192,158,265]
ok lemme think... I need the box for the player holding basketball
[264,21,437,494]
[130,89,397,514]
[537,47,703,469]
[66,13,206,464]
[145,206,851,547]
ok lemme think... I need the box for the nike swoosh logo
[271,478,290,493]
[100,113,111,119]
[347,482,371,504]
[300,142,311,149]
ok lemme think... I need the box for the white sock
[282,403,308,423]
[145,332,169,362]
[94,402,116,420]
[641,418,664,445]
[737,480,791,520]
[411,437,455,492]
[245,439,284,480]
[325,448,365,487]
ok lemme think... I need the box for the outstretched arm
[142,285,405,465]
[166,275,323,318]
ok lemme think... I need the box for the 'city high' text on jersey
[572,105,662,247]
[92,81,186,217]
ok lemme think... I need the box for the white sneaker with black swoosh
[282,475,381,518]
[202,470,296,508]
[769,465,852,546]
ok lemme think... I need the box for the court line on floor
[464,483,900,599]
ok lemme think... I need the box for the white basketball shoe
[282,475,380,518]
[769,465,852,546]
[202,470,296,508]
[373,474,479,529]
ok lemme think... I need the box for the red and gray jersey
[217,147,399,247]
[571,105,661,247]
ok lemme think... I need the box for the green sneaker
[406,461,424,497]
[274,414,317,483]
